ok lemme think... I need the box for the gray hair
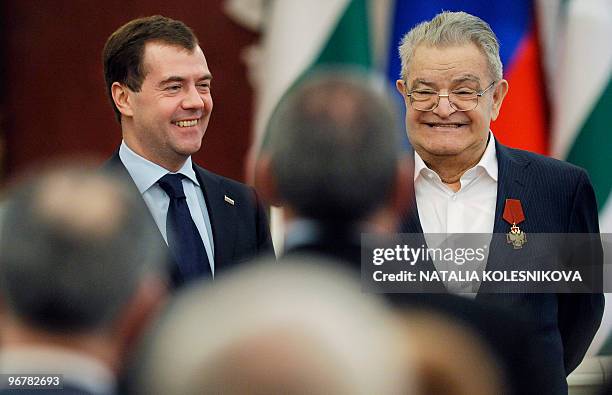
[262,68,402,222]
[398,11,503,81]
[134,257,413,395]
[0,165,167,333]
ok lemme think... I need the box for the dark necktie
[158,173,211,283]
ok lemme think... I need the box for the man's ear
[396,79,408,99]
[490,79,509,121]
[253,153,283,207]
[111,82,135,118]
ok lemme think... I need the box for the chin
[419,143,468,157]
[174,142,203,156]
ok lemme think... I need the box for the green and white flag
[254,0,372,250]
[541,0,612,354]
[549,0,612,231]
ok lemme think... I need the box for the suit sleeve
[558,169,604,374]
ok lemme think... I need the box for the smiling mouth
[424,122,467,128]
[172,119,199,128]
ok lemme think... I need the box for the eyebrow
[411,78,436,87]
[410,74,482,87]
[159,73,213,86]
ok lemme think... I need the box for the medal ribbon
[503,199,525,225]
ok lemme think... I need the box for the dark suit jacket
[283,223,555,395]
[400,141,604,382]
[103,152,273,285]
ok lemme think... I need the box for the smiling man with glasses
[396,11,603,395]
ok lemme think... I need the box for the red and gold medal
[503,199,527,249]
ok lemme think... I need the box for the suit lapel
[401,190,425,233]
[492,142,531,234]
[193,165,237,269]
[103,152,175,278]
[477,142,532,295]
[399,154,446,292]
[400,152,425,234]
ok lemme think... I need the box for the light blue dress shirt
[119,141,215,275]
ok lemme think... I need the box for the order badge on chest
[503,198,527,249]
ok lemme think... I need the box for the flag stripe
[566,77,612,210]
[315,0,371,67]
[492,27,548,154]
[254,0,351,147]
[258,0,371,252]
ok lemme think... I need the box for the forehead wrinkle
[410,43,490,75]
[409,71,483,89]
[430,62,458,72]
[143,44,211,79]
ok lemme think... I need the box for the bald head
[34,169,128,240]
[135,258,414,395]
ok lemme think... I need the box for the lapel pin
[224,195,235,205]
[503,198,526,249]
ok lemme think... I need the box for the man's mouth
[424,122,467,128]
[172,119,199,128]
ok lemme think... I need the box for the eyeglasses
[406,81,497,112]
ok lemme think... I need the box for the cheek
[204,94,213,112]
[406,111,423,130]
[470,109,490,126]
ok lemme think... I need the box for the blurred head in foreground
[0,163,167,379]
[134,257,414,395]
[398,310,506,395]
[255,68,411,231]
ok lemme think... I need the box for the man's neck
[417,146,487,192]
[122,136,188,173]
[0,317,119,374]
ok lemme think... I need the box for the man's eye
[412,90,436,95]
[165,85,181,91]
[453,89,476,96]
[197,83,210,90]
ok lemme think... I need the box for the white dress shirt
[119,141,215,274]
[414,132,498,295]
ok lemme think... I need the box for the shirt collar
[413,132,498,182]
[284,219,323,252]
[119,141,200,193]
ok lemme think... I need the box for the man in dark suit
[395,11,604,393]
[0,164,168,395]
[102,15,272,287]
[254,69,556,395]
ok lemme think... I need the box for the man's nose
[432,94,456,117]
[181,86,205,109]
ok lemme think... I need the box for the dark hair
[263,68,402,222]
[0,165,166,333]
[102,15,198,122]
